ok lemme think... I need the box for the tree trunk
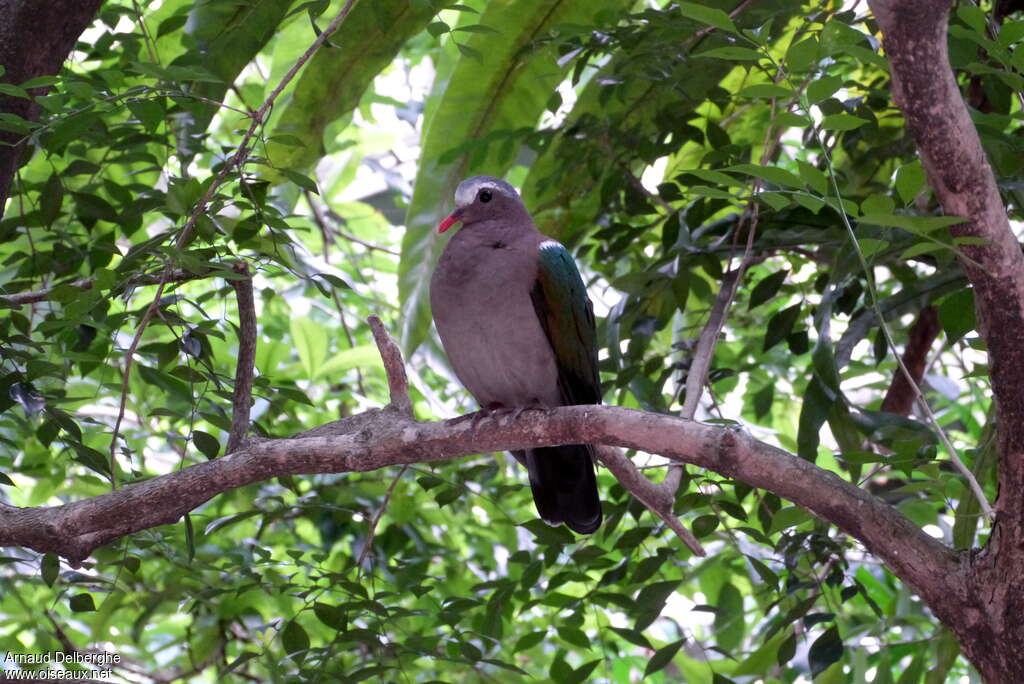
[868,0,1024,679]
[0,0,106,217]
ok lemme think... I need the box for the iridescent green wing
[530,239,601,406]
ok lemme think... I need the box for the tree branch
[880,306,940,416]
[368,315,412,416]
[866,3,1024,674]
[226,263,256,453]
[868,0,1021,533]
[680,268,743,420]
[594,445,705,556]
[0,402,960,609]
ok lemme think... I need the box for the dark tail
[518,444,601,534]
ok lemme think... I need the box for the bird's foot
[506,402,549,423]
[445,402,549,429]
[445,403,506,429]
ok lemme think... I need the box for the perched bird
[430,175,602,534]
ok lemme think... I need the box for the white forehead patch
[454,176,520,208]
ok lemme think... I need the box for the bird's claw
[446,403,549,430]
[444,403,506,430]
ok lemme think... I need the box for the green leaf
[693,514,719,537]
[454,24,499,35]
[566,659,600,683]
[0,83,29,99]
[635,580,680,619]
[644,638,686,677]
[427,21,450,37]
[856,237,889,259]
[769,632,794,667]
[786,37,819,71]
[520,519,575,546]
[455,42,483,62]
[736,84,793,99]
[282,619,310,663]
[806,75,843,104]
[608,626,652,649]
[797,160,829,195]
[40,173,64,225]
[809,626,844,676]
[895,161,926,204]
[263,0,438,183]
[70,593,96,612]
[763,303,801,351]
[311,602,344,630]
[315,345,383,381]
[192,430,220,459]
[41,553,59,587]
[770,506,813,533]
[726,163,803,189]
[676,3,738,34]
[184,513,195,562]
[748,270,787,309]
[557,626,590,649]
[899,241,948,260]
[290,317,328,381]
[714,583,745,651]
[279,168,319,194]
[858,213,965,233]
[735,631,789,676]
[821,113,868,131]
[938,288,976,342]
[513,630,546,653]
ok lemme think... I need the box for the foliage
[0,0,1021,680]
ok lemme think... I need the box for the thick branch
[867,4,1024,675]
[868,0,1024,522]
[0,405,960,608]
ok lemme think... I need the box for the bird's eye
[479,189,492,203]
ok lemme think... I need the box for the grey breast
[430,229,560,408]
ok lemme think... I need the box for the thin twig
[355,465,408,576]
[227,263,257,453]
[680,268,743,421]
[160,90,251,116]
[817,132,995,522]
[0,267,218,306]
[668,82,784,491]
[317,199,400,256]
[106,0,360,488]
[368,316,412,415]
[595,446,705,556]
[306,190,368,397]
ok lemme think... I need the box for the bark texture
[0,0,105,217]
[869,0,1024,679]
[0,404,960,593]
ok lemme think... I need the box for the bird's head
[438,175,525,233]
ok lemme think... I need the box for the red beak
[438,211,462,234]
